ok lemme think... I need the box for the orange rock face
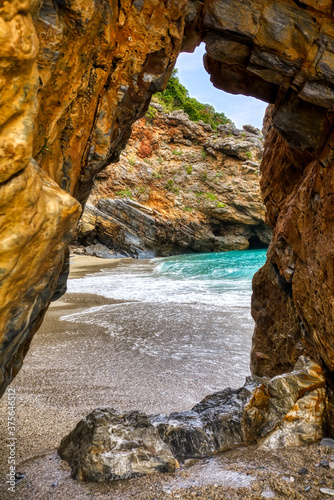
[33,0,187,203]
[251,111,334,378]
[77,103,269,257]
[184,0,334,383]
[0,0,187,396]
[0,0,81,395]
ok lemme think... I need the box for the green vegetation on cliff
[152,70,232,129]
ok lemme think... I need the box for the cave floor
[1,256,334,499]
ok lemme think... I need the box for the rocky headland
[75,103,271,258]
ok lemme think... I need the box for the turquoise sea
[68,249,267,308]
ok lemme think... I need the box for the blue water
[67,249,267,309]
[63,250,267,406]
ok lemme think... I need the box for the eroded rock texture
[183,0,334,381]
[58,408,178,481]
[0,0,81,395]
[76,103,270,257]
[0,0,187,396]
[1,0,334,404]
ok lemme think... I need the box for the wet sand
[1,255,334,499]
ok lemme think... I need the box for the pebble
[15,472,25,483]
[290,476,295,483]
[51,481,58,488]
[298,467,308,475]
[329,462,334,469]
[320,488,334,496]
[320,460,330,468]
[320,438,334,449]
[305,486,311,492]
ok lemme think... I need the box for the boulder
[59,357,326,481]
[58,408,178,481]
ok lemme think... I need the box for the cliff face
[1,0,334,402]
[77,103,270,257]
[0,0,187,397]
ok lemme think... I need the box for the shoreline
[67,253,133,279]
[0,255,332,499]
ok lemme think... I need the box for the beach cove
[1,252,334,499]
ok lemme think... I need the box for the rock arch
[0,0,333,402]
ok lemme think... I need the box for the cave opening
[175,43,267,130]
[248,235,269,250]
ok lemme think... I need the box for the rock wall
[0,0,187,397]
[183,0,334,382]
[1,0,334,402]
[76,103,270,257]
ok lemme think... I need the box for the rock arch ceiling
[0,0,334,401]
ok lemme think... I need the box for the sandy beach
[0,254,334,499]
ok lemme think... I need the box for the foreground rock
[2,0,334,437]
[59,357,326,481]
[76,105,270,257]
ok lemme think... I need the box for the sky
[175,44,267,129]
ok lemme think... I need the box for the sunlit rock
[75,104,269,257]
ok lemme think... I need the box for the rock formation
[1,0,334,447]
[59,357,326,481]
[0,0,187,397]
[76,103,270,257]
[58,408,178,481]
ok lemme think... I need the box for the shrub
[164,179,180,194]
[183,206,193,212]
[157,157,164,164]
[128,156,136,166]
[185,165,192,174]
[201,172,208,182]
[116,188,132,199]
[145,106,157,122]
[172,150,183,156]
[245,151,252,159]
[153,69,233,129]
[201,149,207,159]
[216,202,226,208]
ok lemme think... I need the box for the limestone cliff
[1,0,334,411]
[76,103,270,257]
